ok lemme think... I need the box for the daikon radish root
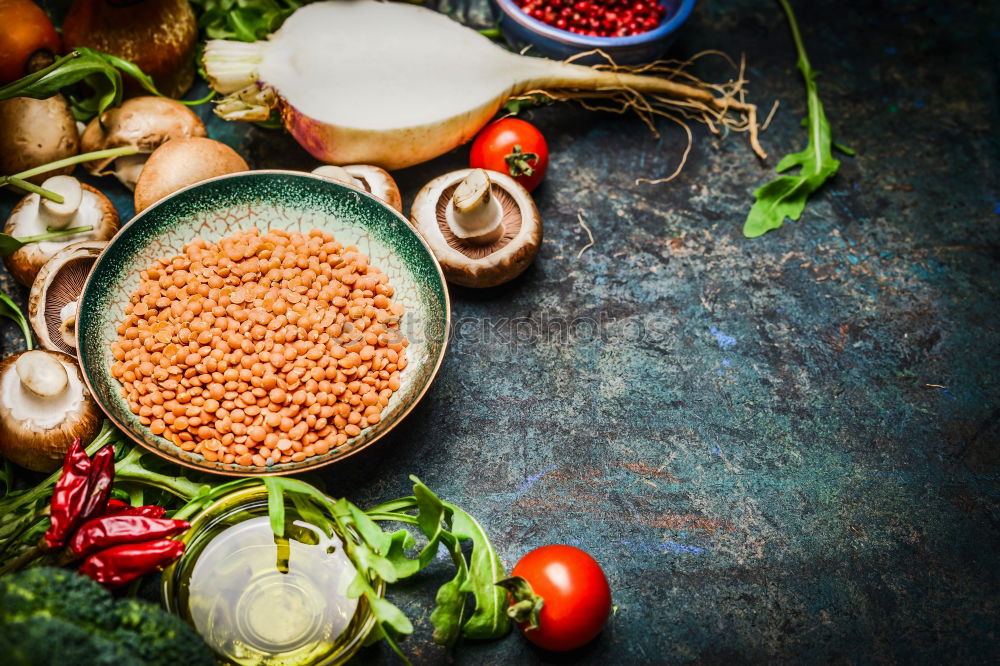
[204,0,763,170]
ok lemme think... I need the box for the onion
[204,0,764,170]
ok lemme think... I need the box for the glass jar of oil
[162,486,380,665]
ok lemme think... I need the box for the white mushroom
[134,137,248,212]
[0,350,102,472]
[411,168,542,288]
[3,177,119,286]
[80,96,207,190]
[312,164,403,213]
[28,241,107,356]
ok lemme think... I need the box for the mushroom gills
[43,256,93,352]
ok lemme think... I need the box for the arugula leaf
[409,476,511,641]
[0,48,202,122]
[429,532,469,645]
[259,476,509,661]
[743,0,853,238]
[449,508,510,639]
[0,293,32,350]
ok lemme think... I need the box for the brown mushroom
[80,96,207,190]
[28,241,107,356]
[134,137,249,213]
[3,177,119,286]
[312,164,403,213]
[0,349,103,472]
[411,168,542,288]
[0,95,80,184]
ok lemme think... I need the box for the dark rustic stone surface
[2,0,998,663]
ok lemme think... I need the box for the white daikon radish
[204,0,763,170]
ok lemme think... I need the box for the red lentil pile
[111,228,408,467]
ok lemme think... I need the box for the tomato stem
[503,145,538,178]
[496,575,545,631]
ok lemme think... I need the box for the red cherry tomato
[506,544,611,651]
[469,118,549,192]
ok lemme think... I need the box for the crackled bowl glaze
[77,171,449,476]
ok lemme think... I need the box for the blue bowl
[492,0,695,65]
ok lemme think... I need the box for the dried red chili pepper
[103,499,167,519]
[77,445,115,524]
[78,539,185,588]
[69,515,190,557]
[44,439,92,549]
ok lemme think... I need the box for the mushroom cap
[80,96,207,175]
[343,165,403,213]
[134,137,249,213]
[312,164,403,213]
[0,350,103,472]
[28,241,107,356]
[4,184,120,286]
[410,168,542,288]
[0,95,80,184]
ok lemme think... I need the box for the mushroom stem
[445,169,503,246]
[15,350,68,397]
[39,176,83,229]
[109,154,149,191]
[312,165,363,189]
[59,301,78,348]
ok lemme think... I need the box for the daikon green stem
[5,178,64,203]
[8,146,139,181]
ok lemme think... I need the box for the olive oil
[173,514,369,665]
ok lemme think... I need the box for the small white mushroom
[411,168,542,288]
[28,241,107,356]
[3,178,119,286]
[80,96,207,190]
[312,164,403,213]
[0,350,103,472]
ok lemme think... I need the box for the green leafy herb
[367,476,511,645]
[0,293,32,350]
[503,93,554,116]
[0,458,11,500]
[0,226,93,257]
[0,49,202,122]
[743,0,853,238]
[254,476,510,663]
[0,146,139,203]
[191,0,309,41]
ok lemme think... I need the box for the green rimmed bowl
[77,171,449,476]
